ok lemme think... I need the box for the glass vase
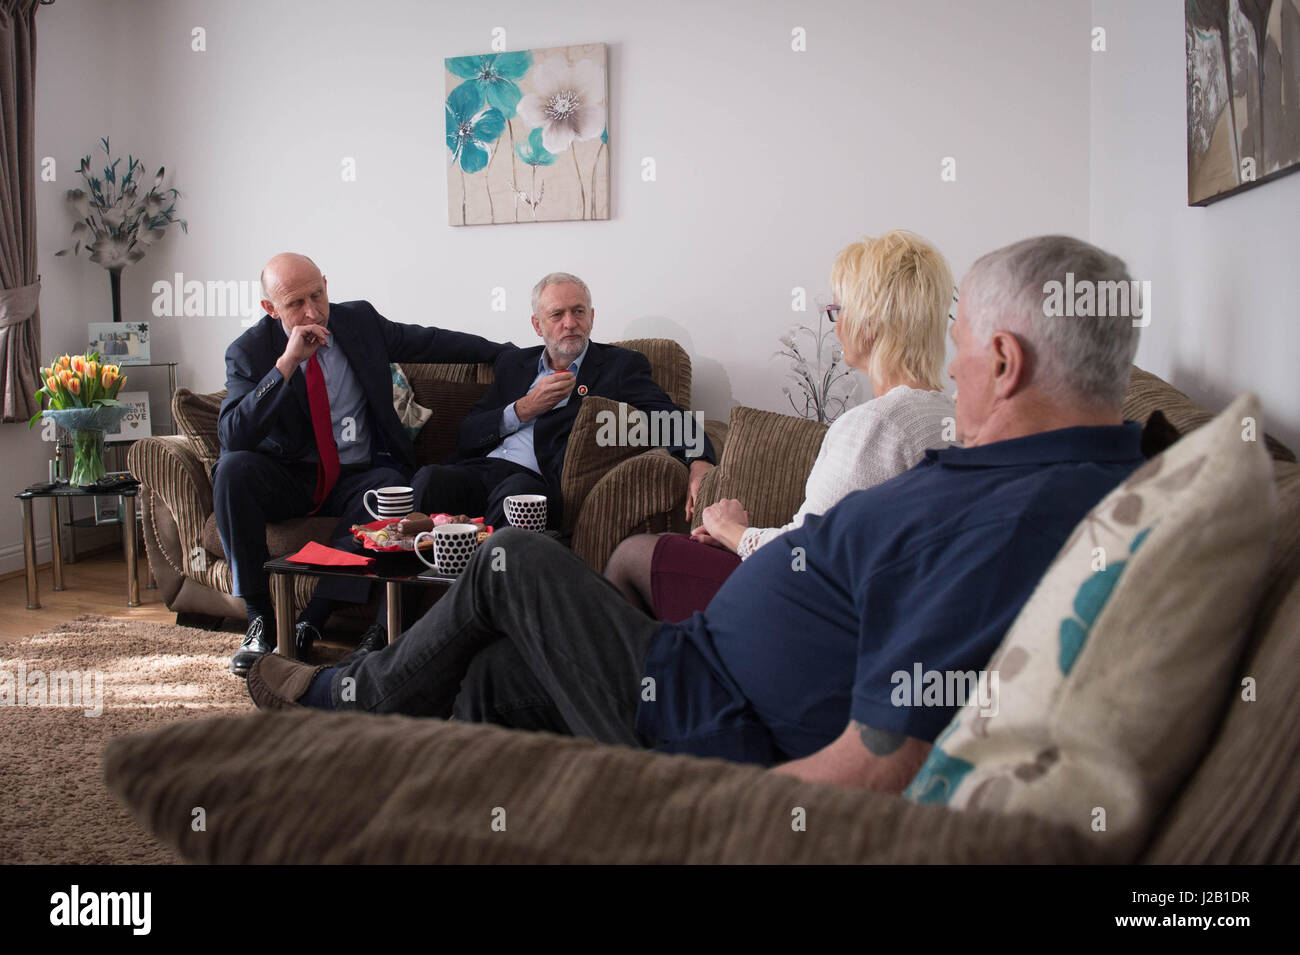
[41,406,129,487]
[69,429,107,486]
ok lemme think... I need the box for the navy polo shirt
[634,422,1145,765]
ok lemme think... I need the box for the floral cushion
[904,394,1276,862]
[391,363,433,440]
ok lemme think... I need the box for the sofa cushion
[171,388,223,469]
[691,405,827,531]
[559,396,658,534]
[202,513,342,560]
[904,393,1276,862]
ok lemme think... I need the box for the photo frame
[88,321,151,365]
[93,495,121,525]
[105,392,152,442]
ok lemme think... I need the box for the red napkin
[287,541,375,567]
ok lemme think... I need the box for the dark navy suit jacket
[218,300,508,474]
[450,341,716,488]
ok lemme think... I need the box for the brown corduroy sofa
[126,338,725,623]
[106,367,1300,863]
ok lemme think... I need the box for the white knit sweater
[736,387,957,559]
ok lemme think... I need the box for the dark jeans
[411,457,562,531]
[451,639,570,733]
[331,527,661,748]
[212,451,404,610]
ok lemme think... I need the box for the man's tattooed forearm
[854,721,905,756]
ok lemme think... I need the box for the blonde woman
[604,230,957,620]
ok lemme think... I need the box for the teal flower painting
[512,128,555,220]
[445,82,505,175]
[445,43,609,225]
[515,127,555,167]
[446,51,533,118]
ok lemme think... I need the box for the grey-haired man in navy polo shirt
[249,235,1145,794]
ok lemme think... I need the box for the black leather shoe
[230,616,274,677]
[294,621,322,663]
[336,623,388,667]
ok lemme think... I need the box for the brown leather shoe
[246,653,323,710]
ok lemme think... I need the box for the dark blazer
[451,341,716,488]
[218,300,508,474]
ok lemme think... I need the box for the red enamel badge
[577,385,588,396]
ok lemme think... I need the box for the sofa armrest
[570,448,689,570]
[105,709,1101,864]
[127,435,213,578]
[690,461,728,530]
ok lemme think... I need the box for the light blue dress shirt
[487,343,588,476]
[288,327,372,466]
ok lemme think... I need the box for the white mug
[504,494,548,531]
[365,486,415,521]
[414,524,481,575]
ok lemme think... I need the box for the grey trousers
[331,527,662,747]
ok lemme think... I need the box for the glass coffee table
[16,482,141,610]
[262,553,456,658]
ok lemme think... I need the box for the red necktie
[304,354,340,512]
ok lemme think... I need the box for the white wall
[0,0,128,575]
[1091,0,1300,451]
[7,0,1095,574]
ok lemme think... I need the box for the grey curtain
[0,0,44,422]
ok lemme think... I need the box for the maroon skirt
[650,533,743,623]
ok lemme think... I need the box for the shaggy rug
[0,614,252,864]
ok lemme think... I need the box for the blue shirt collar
[538,340,590,376]
[928,421,1143,469]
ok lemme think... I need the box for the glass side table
[16,483,141,609]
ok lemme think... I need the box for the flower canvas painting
[445,43,609,225]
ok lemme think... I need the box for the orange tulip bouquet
[30,352,129,485]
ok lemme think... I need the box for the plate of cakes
[350,513,494,552]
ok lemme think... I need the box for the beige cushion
[905,394,1277,862]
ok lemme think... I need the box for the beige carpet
[0,614,251,864]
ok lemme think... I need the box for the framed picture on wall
[88,321,151,365]
[105,391,152,442]
[1186,1,1300,205]
[445,42,609,225]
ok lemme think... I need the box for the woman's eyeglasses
[814,294,841,323]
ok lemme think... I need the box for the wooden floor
[0,549,375,660]
[0,551,174,646]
